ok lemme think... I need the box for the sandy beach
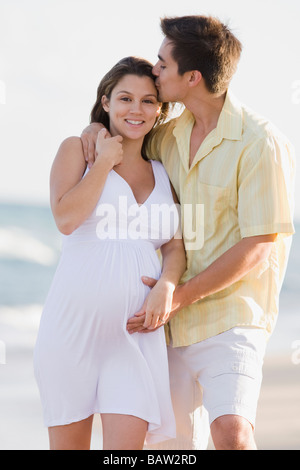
[255,354,300,450]
[0,306,299,451]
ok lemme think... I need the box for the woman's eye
[120,97,131,102]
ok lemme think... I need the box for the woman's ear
[101,95,110,112]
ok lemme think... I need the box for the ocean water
[0,202,61,307]
[0,201,299,354]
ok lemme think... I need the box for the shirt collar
[217,91,243,141]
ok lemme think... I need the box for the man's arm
[81,122,108,168]
[127,233,277,333]
[80,117,175,167]
[173,233,277,307]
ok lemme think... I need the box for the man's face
[152,38,189,103]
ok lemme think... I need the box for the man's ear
[101,95,110,112]
[188,70,202,88]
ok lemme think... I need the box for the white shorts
[146,326,267,450]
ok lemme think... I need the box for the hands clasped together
[126,276,184,334]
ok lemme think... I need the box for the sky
[0,0,300,219]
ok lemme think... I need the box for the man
[81,16,295,450]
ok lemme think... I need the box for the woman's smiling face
[102,74,161,141]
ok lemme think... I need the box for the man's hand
[81,122,110,168]
[126,277,185,334]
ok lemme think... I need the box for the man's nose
[152,63,159,77]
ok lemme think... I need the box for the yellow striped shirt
[148,92,295,347]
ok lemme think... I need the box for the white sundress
[33,160,179,445]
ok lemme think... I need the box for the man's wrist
[172,283,188,312]
[85,122,105,134]
[157,276,176,292]
[173,277,205,312]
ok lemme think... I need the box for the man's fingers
[127,313,147,334]
[87,139,96,168]
[141,276,158,288]
[134,310,146,317]
[81,134,89,163]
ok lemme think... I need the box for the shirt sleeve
[145,119,176,162]
[238,133,296,238]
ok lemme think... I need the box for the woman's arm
[142,236,186,330]
[51,130,123,234]
[130,184,186,330]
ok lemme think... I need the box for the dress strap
[151,160,174,199]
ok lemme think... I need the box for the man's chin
[158,90,168,103]
[158,89,177,104]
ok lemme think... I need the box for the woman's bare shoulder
[51,136,86,178]
[58,136,84,153]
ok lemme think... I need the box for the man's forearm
[174,234,277,311]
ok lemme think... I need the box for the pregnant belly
[42,241,161,330]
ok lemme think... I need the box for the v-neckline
[112,160,156,207]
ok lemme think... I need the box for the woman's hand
[141,279,175,330]
[127,277,186,334]
[95,128,123,170]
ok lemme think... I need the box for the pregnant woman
[33,57,186,450]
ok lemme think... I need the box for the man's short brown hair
[160,16,242,94]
